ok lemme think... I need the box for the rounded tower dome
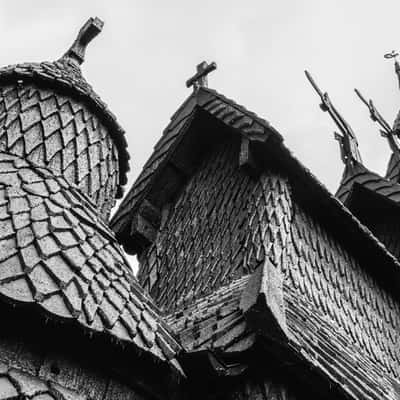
[0,17,129,221]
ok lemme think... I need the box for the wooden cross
[64,17,104,65]
[186,61,217,90]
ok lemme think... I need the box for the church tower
[0,18,182,400]
[0,17,129,221]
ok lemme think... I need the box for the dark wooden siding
[284,202,400,396]
[138,137,293,314]
[364,216,400,261]
[0,336,148,400]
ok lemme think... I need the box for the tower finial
[63,17,104,65]
[305,70,362,166]
[354,88,400,153]
[384,50,400,90]
[186,61,217,91]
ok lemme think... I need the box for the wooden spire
[63,17,104,65]
[305,70,362,166]
[186,61,217,90]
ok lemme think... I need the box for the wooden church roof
[110,85,400,288]
[0,151,181,369]
[0,17,184,377]
[167,263,400,399]
[111,71,400,397]
[0,17,130,197]
[110,86,282,237]
[337,161,400,206]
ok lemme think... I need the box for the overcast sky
[1,0,399,196]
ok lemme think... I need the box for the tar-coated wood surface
[139,137,292,314]
[139,128,400,398]
[0,82,120,220]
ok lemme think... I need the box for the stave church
[0,16,399,400]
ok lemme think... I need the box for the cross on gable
[64,17,104,65]
[186,61,217,90]
[384,50,399,60]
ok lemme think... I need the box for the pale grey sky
[1,0,399,195]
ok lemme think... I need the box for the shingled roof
[336,161,400,205]
[386,152,400,183]
[167,260,400,399]
[111,86,400,292]
[0,151,181,371]
[110,87,282,237]
[0,19,130,198]
[166,275,254,355]
[109,83,400,397]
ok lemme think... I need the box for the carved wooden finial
[63,17,104,65]
[384,50,400,90]
[186,61,217,90]
[305,70,362,166]
[355,88,400,154]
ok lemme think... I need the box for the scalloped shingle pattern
[0,82,120,221]
[385,152,400,183]
[285,202,400,387]
[337,162,400,205]
[139,139,293,313]
[0,151,180,366]
[0,58,129,198]
[0,361,95,400]
[110,87,282,240]
[166,275,254,353]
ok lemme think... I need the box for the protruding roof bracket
[239,136,261,178]
[240,259,290,345]
[129,199,161,254]
[305,70,362,166]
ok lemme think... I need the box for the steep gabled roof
[110,87,282,239]
[111,85,400,294]
[0,151,181,371]
[110,92,198,235]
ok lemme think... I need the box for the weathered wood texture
[336,161,400,206]
[284,202,400,398]
[0,82,120,220]
[138,138,292,313]
[0,330,150,400]
[141,130,400,396]
[0,151,181,366]
[0,57,130,196]
[110,94,197,235]
[110,86,282,245]
[166,275,254,353]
